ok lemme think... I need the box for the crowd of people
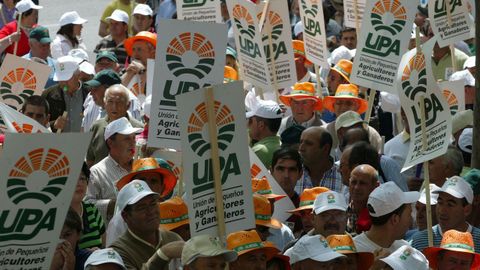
[0,0,478,269]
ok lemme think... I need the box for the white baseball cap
[53,55,79,81]
[434,176,474,204]
[133,4,153,16]
[15,0,42,13]
[116,180,158,214]
[284,235,345,264]
[69,48,89,61]
[328,45,353,66]
[381,245,429,270]
[458,128,472,154]
[59,11,87,26]
[107,9,129,24]
[313,191,347,215]
[84,248,126,270]
[246,100,283,119]
[79,61,95,75]
[334,110,366,132]
[182,234,237,266]
[418,184,441,205]
[367,182,419,217]
[104,117,143,141]
[463,56,476,69]
[452,109,473,134]
[449,70,475,86]
[294,21,303,38]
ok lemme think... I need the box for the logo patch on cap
[327,193,336,203]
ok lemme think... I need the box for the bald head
[349,164,379,209]
[351,164,378,184]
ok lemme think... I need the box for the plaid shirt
[294,163,344,194]
[94,35,129,67]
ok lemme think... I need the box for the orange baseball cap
[331,59,352,83]
[253,194,282,229]
[323,84,368,114]
[124,31,157,56]
[287,187,330,214]
[326,234,374,270]
[292,40,312,66]
[252,177,286,201]
[159,196,189,231]
[279,82,323,111]
[227,230,279,260]
[224,66,238,83]
[116,157,177,198]
[424,230,480,270]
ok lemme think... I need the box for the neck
[432,47,450,63]
[306,158,332,186]
[132,228,158,246]
[112,34,126,44]
[351,200,367,214]
[111,154,132,171]
[365,226,396,248]
[65,81,80,96]
[441,222,469,232]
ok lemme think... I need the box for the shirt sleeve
[85,168,110,221]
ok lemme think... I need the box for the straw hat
[159,196,189,231]
[424,230,480,269]
[253,194,282,229]
[292,40,312,66]
[252,177,286,201]
[323,84,368,114]
[227,230,279,260]
[116,157,177,198]
[331,59,352,83]
[279,82,323,111]
[326,234,374,270]
[287,187,330,213]
[224,66,238,83]
[124,31,157,56]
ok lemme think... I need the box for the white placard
[177,81,255,237]
[177,0,222,23]
[344,0,367,29]
[298,0,329,67]
[148,19,227,150]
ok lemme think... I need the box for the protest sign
[298,0,329,67]
[344,0,367,29]
[439,80,465,115]
[148,19,227,150]
[428,0,474,48]
[177,81,254,237]
[257,1,297,90]
[249,149,294,222]
[350,0,417,93]
[397,37,451,171]
[0,132,91,269]
[0,102,50,133]
[0,54,51,110]
[227,0,271,89]
[177,0,222,23]
[146,59,155,97]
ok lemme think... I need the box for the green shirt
[432,48,468,81]
[78,202,105,249]
[252,135,281,169]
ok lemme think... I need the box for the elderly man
[82,70,141,132]
[122,31,156,90]
[247,100,283,169]
[227,230,279,270]
[85,117,143,221]
[428,145,464,187]
[84,248,126,270]
[95,9,129,68]
[411,176,480,252]
[354,182,419,253]
[278,82,324,135]
[312,191,348,238]
[346,164,379,234]
[23,25,56,88]
[111,180,184,270]
[132,4,154,35]
[86,84,143,166]
[42,55,89,132]
[296,126,343,194]
[181,235,237,270]
[20,95,50,128]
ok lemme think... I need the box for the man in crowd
[132,4,154,35]
[95,50,120,73]
[84,248,126,270]
[20,95,50,128]
[23,25,56,88]
[285,235,346,269]
[95,9,129,68]
[312,191,348,238]
[339,28,357,49]
[122,31,156,89]
[227,230,279,270]
[181,235,237,270]
[428,146,464,187]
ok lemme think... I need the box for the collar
[401,130,410,143]
[293,114,316,127]
[127,228,162,249]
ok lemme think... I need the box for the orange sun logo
[0,68,37,109]
[258,11,283,41]
[442,89,459,115]
[401,53,426,100]
[371,0,407,35]
[233,5,256,39]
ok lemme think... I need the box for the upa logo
[161,32,215,107]
[433,0,462,18]
[233,5,261,58]
[0,68,37,109]
[259,11,287,62]
[401,53,444,132]
[301,0,322,36]
[187,100,240,194]
[1,148,70,241]
[363,0,407,57]
[442,89,459,115]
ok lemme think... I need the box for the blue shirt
[22,52,56,89]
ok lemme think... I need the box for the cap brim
[116,168,177,198]
[117,127,144,136]
[434,189,466,201]
[287,205,313,214]
[73,18,87,24]
[246,111,255,118]
[53,71,74,82]
[160,219,189,231]
[401,191,420,204]
[237,246,279,261]
[38,37,51,44]
[311,250,345,262]
[256,217,282,229]
[331,68,351,83]
[261,194,287,201]
[279,95,323,111]
[127,190,159,206]
[314,205,346,215]
[79,62,95,75]
[85,79,102,88]
[323,96,368,114]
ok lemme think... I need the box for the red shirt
[0,21,31,56]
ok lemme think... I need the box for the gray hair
[442,145,464,175]
[104,84,130,105]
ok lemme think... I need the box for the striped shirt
[411,224,480,253]
[85,155,130,222]
[294,163,345,194]
[78,202,106,249]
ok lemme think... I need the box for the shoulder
[42,85,61,97]
[159,229,182,243]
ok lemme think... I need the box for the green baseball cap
[29,26,51,44]
[96,50,118,63]
[464,169,480,196]
[85,69,121,88]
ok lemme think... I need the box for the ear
[106,138,114,149]
[121,210,130,223]
[390,213,400,226]
[464,204,473,217]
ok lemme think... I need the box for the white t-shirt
[353,232,410,253]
